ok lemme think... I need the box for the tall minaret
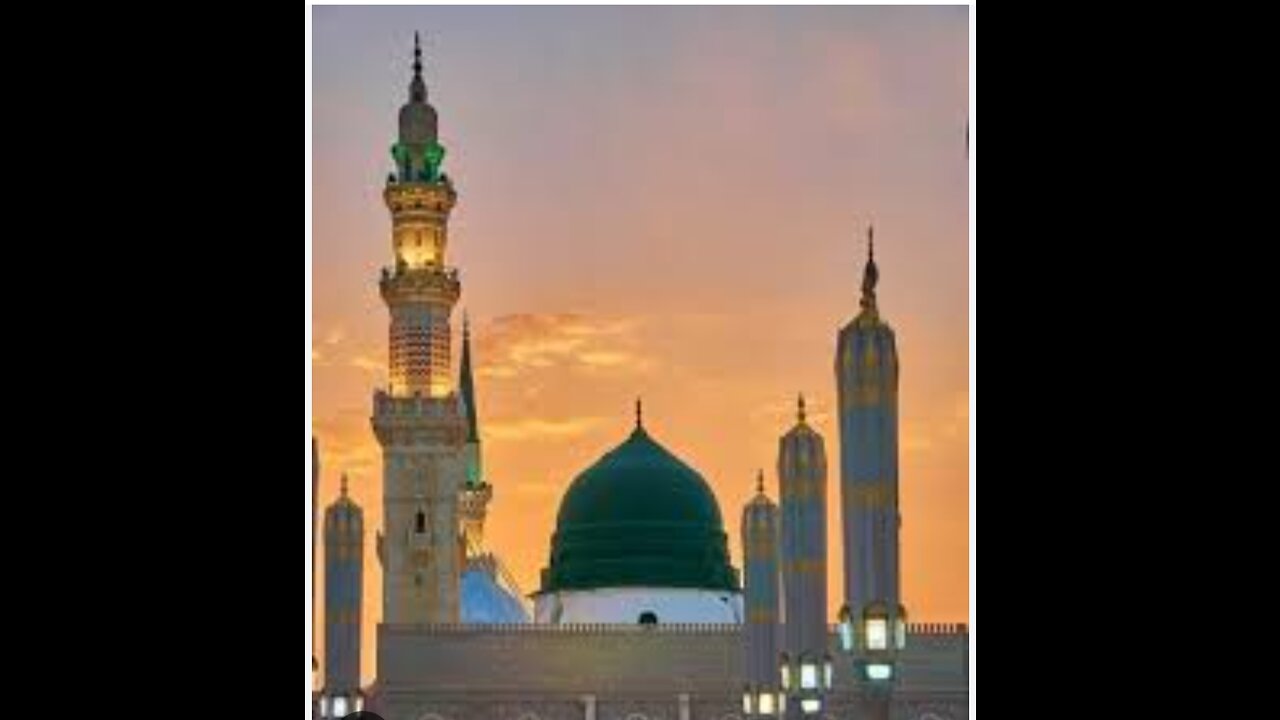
[324,475,364,698]
[457,312,492,555]
[741,470,781,716]
[835,226,906,653]
[312,438,320,677]
[778,395,829,679]
[372,33,467,625]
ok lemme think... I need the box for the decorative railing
[383,622,968,637]
[383,622,742,635]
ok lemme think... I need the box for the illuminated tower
[741,471,782,717]
[835,227,907,678]
[457,313,492,555]
[372,33,467,625]
[321,475,365,718]
[312,438,320,677]
[778,395,832,708]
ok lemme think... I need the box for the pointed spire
[340,473,350,498]
[409,31,427,103]
[459,310,479,444]
[798,393,807,423]
[635,397,644,430]
[860,223,879,313]
[413,31,423,78]
[756,469,765,495]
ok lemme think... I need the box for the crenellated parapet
[372,390,467,447]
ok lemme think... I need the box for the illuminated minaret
[313,439,320,575]
[323,475,364,716]
[778,394,830,700]
[372,33,467,624]
[835,226,907,665]
[457,313,492,555]
[312,438,320,677]
[741,471,782,716]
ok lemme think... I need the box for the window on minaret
[415,510,426,534]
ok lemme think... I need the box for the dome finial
[413,31,422,78]
[340,473,349,498]
[635,397,643,429]
[860,222,879,313]
[798,393,806,423]
[408,32,427,103]
[756,469,765,495]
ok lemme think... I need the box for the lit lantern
[864,603,889,651]
[838,605,855,652]
[743,688,752,714]
[823,653,834,690]
[801,698,823,715]
[779,652,793,691]
[332,695,348,718]
[759,692,776,715]
[895,604,908,650]
[866,663,894,682]
[800,657,819,690]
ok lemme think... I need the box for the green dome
[539,425,739,593]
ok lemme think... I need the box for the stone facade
[371,624,967,720]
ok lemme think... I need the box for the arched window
[415,511,426,534]
[638,611,658,626]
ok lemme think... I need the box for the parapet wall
[378,622,968,695]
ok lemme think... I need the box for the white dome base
[534,587,743,625]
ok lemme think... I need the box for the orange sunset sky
[311,5,969,684]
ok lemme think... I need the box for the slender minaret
[778,394,829,668]
[742,470,781,715]
[312,438,320,676]
[324,475,364,695]
[457,312,492,555]
[372,33,467,625]
[836,226,905,648]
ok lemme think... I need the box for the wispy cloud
[476,313,652,379]
[485,416,606,441]
[349,355,385,374]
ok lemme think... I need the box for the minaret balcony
[383,179,457,214]
[379,265,461,305]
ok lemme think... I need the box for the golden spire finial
[635,397,643,429]
[413,31,422,78]
[860,223,879,313]
[340,473,349,498]
[798,393,807,423]
[756,469,765,495]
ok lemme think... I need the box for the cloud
[475,313,651,379]
[349,355,385,374]
[484,417,606,441]
[325,327,346,346]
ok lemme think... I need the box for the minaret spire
[409,31,427,103]
[798,393,807,423]
[340,473,349,498]
[860,223,879,314]
[459,310,479,444]
[756,469,765,495]
[413,31,422,77]
[635,397,644,430]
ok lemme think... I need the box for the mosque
[312,36,968,720]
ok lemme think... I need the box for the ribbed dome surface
[539,426,738,593]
